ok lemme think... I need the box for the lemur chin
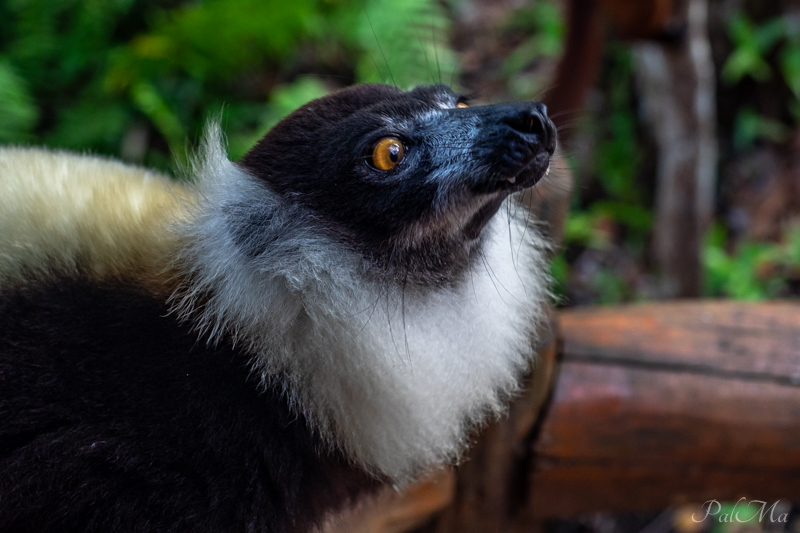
[0,83,556,532]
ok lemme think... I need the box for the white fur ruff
[173,134,551,482]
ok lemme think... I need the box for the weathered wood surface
[523,301,800,521]
[322,469,456,533]
[559,300,800,378]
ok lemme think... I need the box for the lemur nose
[503,106,557,155]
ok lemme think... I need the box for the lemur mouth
[475,151,552,195]
[462,104,556,239]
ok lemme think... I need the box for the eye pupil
[371,137,405,171]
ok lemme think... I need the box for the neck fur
[172,132,551,482]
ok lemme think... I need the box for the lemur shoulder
[0,83,556,533]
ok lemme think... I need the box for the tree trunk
[634,0,717,297]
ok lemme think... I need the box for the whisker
[401,270,412,368]
[365,10,396,87]
[431,18,442,85]
[355,286,387,338]
[517,184,538,261]
[479,251,507,305]
[479,247,523,304]
[415,29,437,85]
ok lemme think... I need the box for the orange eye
[371,137,405,171]
[456,102,469,109]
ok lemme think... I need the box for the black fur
[0,278,376,532]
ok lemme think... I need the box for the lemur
[0,83,556,532]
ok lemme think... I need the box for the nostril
[503,110,552,150]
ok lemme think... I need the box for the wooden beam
[522,302,800,520]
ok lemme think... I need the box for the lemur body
[0,84,555,532]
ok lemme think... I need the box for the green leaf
[722,47,771,83]
[564,211,612,249]
[594,270,628,305]
[591,201,653,232]
[733,108,788,148]
[226,77,330,159]
[722,13,774,84]
[130,80,186,161]
[501,0,564,96]
[0,59,38,143]
[549,252,569,303]
[354,0,456,88]
[703,224,793,300]
[780,40,800,99]
[45,100,130,153]
[754,17,787,52]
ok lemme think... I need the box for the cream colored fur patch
[0,147,191,288]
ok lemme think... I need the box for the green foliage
[0,59,38,142]
[564,211,611,250]
[502,0,565,98]
[722,14,785,84]
[502,2,564,72]
[103,0,324,89]
[588,268,630,305]
[564,202,650,251]
[130,80,187,159]
[225,77,329,160]
[722,11,800,98]
[593,46,643,206]
[566,45,649,241]
[45,100,130,153]
[782,40,800,100]
[0,0,456,170]
[732,107,789,148]
[703,223,800,300]
[723,12,800,146]
[556,203,649,306]
[353,0,457,89]
[549,252,570,303]
[553,44,651,307]
[550,246,635,306]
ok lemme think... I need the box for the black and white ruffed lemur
[0,83,556,532]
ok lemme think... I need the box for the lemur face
[240,83,556,280]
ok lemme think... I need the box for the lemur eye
[456,102,469,109]
[370,137,405,171]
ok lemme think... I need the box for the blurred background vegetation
[0,0,457,165]
[0,0,798,306]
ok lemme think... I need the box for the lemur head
[240,83,556,282]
